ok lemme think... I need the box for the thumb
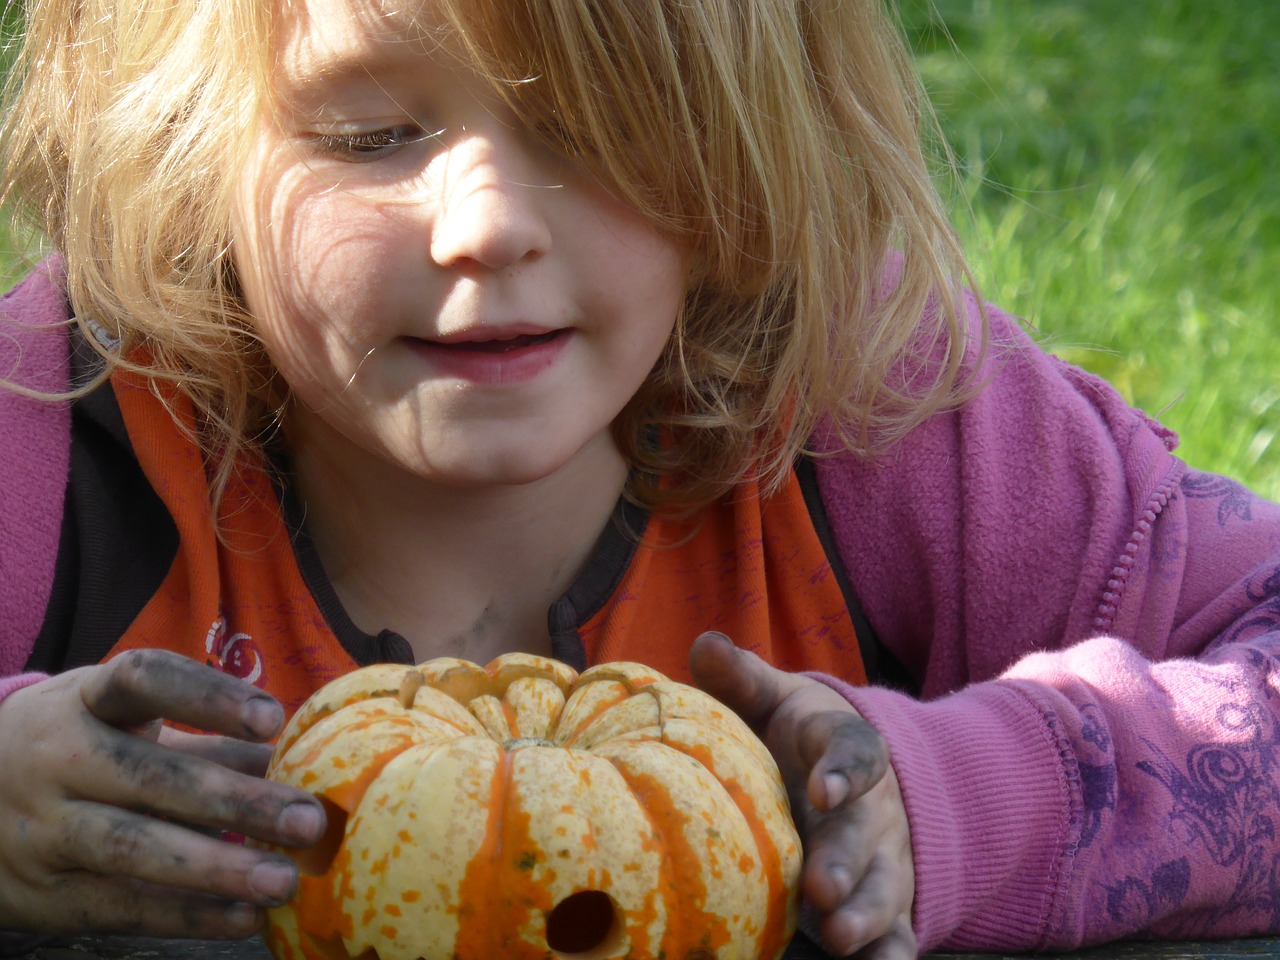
[688,631,806,730]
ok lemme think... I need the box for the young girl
[1,0,1277,957]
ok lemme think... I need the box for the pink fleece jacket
[4,263,1280,952]
[0,261,67,694]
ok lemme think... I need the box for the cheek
[616,237,689,352]
[581,204,689,344]
[234,171,395,357]
[233,153,308,334]
[232,220,344,405]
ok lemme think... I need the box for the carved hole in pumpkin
[292,797,347,875]
[545,890,623,959]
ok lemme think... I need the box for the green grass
[2,1,1277,498]
[903,0,1280,500]
[0,2,36,286]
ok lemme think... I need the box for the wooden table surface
[5,932,1280,960]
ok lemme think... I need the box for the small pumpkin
[261,653,801,960]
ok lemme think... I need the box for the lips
[432,330,562,354]
[406,328,571,385]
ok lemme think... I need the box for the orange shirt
[104,370,865,719]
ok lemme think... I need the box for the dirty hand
[0,649,326,938]
[689,632,915,959]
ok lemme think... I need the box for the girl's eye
[306,124,436,162]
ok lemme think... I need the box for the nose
[428,132,554,271]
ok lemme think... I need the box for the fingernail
[249,860,297,905]
[824,772,850,807]
[242,697,284,739]
[279,801,325,844]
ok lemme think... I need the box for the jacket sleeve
[812,292,1280,951]
[0,258,72,679]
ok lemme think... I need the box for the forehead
[273,0,444,86]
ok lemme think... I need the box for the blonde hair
[1,0,273,499]
[2,0,978,511]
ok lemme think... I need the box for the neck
[285,424,629,666]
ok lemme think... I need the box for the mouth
[406,328,571,385]
[429,330,563,354]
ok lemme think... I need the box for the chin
[416,450,577,490]
[389,421,619,492]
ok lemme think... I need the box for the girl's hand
[689,632,916,959]
[0,649,326,938]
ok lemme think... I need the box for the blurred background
[903,0,1279,499]
[2,1,1277,498]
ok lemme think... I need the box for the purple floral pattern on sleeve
[1182,472,1259,528]
[1221,565,1280,647]
[1077,704,1116,849]
[1106,858,1192,931]
[1108,673,1280,934]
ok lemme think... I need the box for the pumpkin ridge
[550,687,630,747]
[554,698,623,748]
[672,736,794,960]
[448,751,500,958]
[502,697,521,739]
[477,655,576,703]
[553,665,665,748]
[611,760,729,959]
[589,748,662,960]
[452,738,548,959]
[325,745,406,814]
[273,664,417,761]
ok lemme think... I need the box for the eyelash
[302,118,591,164]
[307,124,436,161]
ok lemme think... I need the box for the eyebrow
[274,43,429,114]
[281,5,447,81]
[286,43,417,83]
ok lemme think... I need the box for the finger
[687,631,806,728]
[64,728,323,847]
[796,710,889,810]
[81,650,285,742]
[157,727,275,777]
[801,814,874,913]
[818,852,912,956]
[848,918,917,960]
[50,802,300,908]
[30,873,264,939]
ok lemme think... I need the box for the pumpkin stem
[399,670,425,709]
